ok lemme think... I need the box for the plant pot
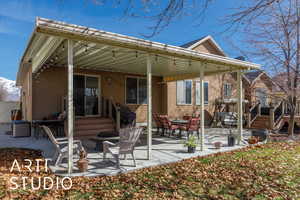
[214,142,222,149]
[228,136,236,147]
[248,137,259,144]
[187,146,196,153]
[77,159,89,172]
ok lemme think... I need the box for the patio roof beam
[147,54,152,160]
[75,47,120,66]
[73,45,109,64]
[32,36,64,73]
[67,39,74,174]
[35,18,260,71]
[199,63,205,151]
[55,41,82,64]
[79,48,131,67]
[237,70,243,144]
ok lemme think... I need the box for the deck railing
[247,101,260,128]
[101,96,121,131]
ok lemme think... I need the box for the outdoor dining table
[171,120,189,138]
[171,119,189,125]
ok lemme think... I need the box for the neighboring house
[16,18,259,141]
[243,70,281,108]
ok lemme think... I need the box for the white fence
[0,101,19,123]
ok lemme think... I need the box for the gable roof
[180,35,226,56]
[180,36,206,48]
[243,70,283,92]
[243,70,264,83]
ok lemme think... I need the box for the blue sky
[0,0,245,80]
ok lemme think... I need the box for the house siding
[246,74,274,107]
[31,67,163,123]
[165,73,237,125]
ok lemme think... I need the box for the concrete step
[75,128,115,137]
[75,123,115,131]
[75,117,113,125]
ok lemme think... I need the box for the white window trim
[176,80,193,105]
[223,83,232,98]
[195,81,209,105]
[125,76,148,105]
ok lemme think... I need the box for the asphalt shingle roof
[180,36,206,48]
[244,70,264,83]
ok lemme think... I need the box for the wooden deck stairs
[250,115,271,129]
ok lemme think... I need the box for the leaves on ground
[0,142,299,199]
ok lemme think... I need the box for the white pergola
[17,18,260,174]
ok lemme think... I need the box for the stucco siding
[165,73,237,124]
[31,67,163,123]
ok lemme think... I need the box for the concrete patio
[0,127,252,177]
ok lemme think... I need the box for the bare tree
[239,0,299,136]
[81,0,282,37]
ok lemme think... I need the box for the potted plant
[214,142,222,149]
[77,149,89,172]
[184,136,197,153]
[227,130,236,147]
[248,136,259,144]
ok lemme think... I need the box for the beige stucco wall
[164,39,237,124]
[247,74,274,106]
[31,67,163,123]
[165,73,237,124]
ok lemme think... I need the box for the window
[176,80,192,105]
[126,77,147,104]
[223,83,232,98]
[196,82,209,105]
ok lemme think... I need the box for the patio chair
[103,127,143,169]
[153,113,163,134]
[41,125,84,166]
[183,115,192,120]
[180,117,200,139]
[161,115,179,137]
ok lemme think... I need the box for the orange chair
[153,113,163,134]
[160,115,179,137]
[180,117,200,139]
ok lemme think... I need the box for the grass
[0,142,299,199]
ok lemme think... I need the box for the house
[16,18,259,172]
[163,36,240,124]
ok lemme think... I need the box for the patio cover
[16,18,260,174]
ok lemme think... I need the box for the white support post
[199,64,205,151]
[237,70,243,145]
[67,40,74,174]
[147,54,152,160]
